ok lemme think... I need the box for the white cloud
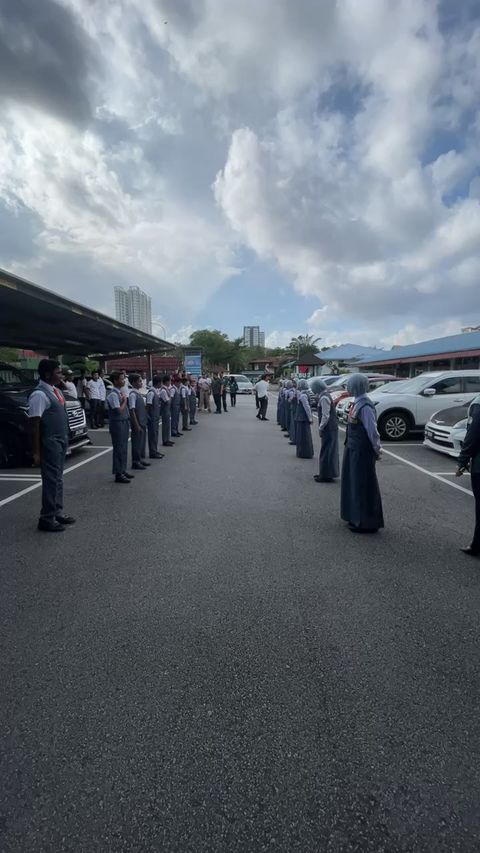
[1,0,480,345]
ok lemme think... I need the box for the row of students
[277,374,384,534]
[108,371,199,484]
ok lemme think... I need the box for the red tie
[53,387,64,404]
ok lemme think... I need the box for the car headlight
[453,419,468,429]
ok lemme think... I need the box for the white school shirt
[299,391,312,420]
[64,380,77,399]
[107,388,126,410]
[28,381,65,418]
[87,379,103,400]
[319,395,331,430]
[160,387,171,402]
[98,378,106,401]
[146,389,156,405]
[256,380,268,398]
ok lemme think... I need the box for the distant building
[114,286,152,334]
[243,326,265,348]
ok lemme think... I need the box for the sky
[1,0,480,349]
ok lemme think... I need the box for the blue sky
[1,0,480,350]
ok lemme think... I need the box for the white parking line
[0,476,42,482]
[0,446,113,510]
[310,412,474,497]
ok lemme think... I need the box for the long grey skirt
[296,421,314,458]
[319,422,340,479]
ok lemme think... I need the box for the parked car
[0,362,91,467]
[232,374,254,394]
[423,404,469,458]
[370,370,480,441]
[328,373,398,408]
[305,376,340,408]
[336,379,412,424]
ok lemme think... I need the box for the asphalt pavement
[1,394,480,852]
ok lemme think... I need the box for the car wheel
[378,411,410,441]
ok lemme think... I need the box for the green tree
[287,334,322,359]
[189,329,236,370]
[0,347,20,363]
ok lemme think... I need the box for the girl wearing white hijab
[340,373,384,533]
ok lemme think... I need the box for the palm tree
[288,334,322,360]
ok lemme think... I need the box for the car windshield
[235,376,249,383]
[0,363,33,388]
[389,374,442,394]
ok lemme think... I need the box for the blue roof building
[316,344,386,364]
[353,331,480,377]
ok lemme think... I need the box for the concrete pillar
[147,351,153,381]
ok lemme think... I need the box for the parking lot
[1,395,479,851]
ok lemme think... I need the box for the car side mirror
[423,388,436,397]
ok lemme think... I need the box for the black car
[0,362,91,467]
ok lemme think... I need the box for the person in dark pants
[341,374,384,533]
[255,375,270,420]
[211,373,223,413]
[107,370,132,484]
[229,375,238,407]
[171,376,182,436]
[310,378,339,483]
[146,375,164,458]
[128,374,150,470]
[457,393,480,557]
[180,378,192,431]
[160,375,174,447]
[221,372,229,412]
[98,368,107,427]
[28,359,75,532]
[87,370,103,428]
[189,378,199,424]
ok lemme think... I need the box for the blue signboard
[184,354,202,376]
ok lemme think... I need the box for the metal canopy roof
[0,268,172,357]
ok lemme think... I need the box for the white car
[370,370,480,441]
[336,380,412,424]
[232,374,254,394]
[424,404,469,458]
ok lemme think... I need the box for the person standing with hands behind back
[128,373,150,470]
[107,370,132,484]
[229,375,238,408]
[456,392,480,558]
[28,359,75,532]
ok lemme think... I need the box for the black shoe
[123,472,135,479]
[261,417,269,421]
[55,515,76,525]
[132,463,147,470]
[183,427,192,431]
[460,547,480,557]
[256,414,261,419]
[163,441,175,447]
[314,476,334,483]
[38,519,65,532]
[191,421,199,425]
[288,441,296,445]
[150,452,163,459]
[140,460,151,466]
[115,475,131,483]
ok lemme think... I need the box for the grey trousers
[161,409,171,443]
[147,415,159,456]
[110,420,129,475]
[40,436,66,521]
[131,425,147,465]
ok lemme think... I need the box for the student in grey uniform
[341,373,384,533]
[160,375,174,447]
[287,381,298,444]
[276,379,284,425]
[294,379,314,458]
[146,376,164,459]
[180,379,192,432]
[171,376,182,436]
[28,358,75,532]
[189,378,199,424]
[107,370,133,484]
[456,393,480,557]
[281,380,292,433]
[128,374,151,470]
[310,378,339,483]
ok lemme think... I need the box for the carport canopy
[0,268,172,357]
